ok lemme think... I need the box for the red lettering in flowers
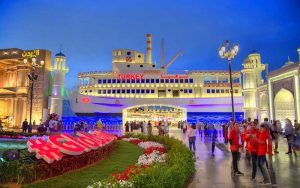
[27,131,116,163]
[27,138,63,163]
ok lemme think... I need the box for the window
[103,79,107,84]
[98,80,102,84]
[98,90,101,94]
[136,79,140,83]
[146,89,150,94]
[127,89,130,93]
[180,79,183,83]
[141,79,145,83]
[112,90,116,94]
[146,79,150,83]
[151,89,155,93]
[122,89,125,94]
[207,89,210,93]
[189,89,192,93]
[112,79,116,83]
[141,89,145,94]
[107,90,111,94]
[140,65,143,67]
[117,79,121,83]
[160,79,165,83]
[165,79,169,83]
[235,89,238,93]
[107,79,111,84]
[151,79,154,83]
[184,89,188,93]
[189,79,193,83]
[226,89,229,93]
[126,79,130,83]
[170,79,174,83]
[131,89,135,94]
[221,89,224,93]
[122,80,126,83]
[155,79,159,83]
[184,79,188,83]
[175,79,179,83]
[127,65,130,68]
[216,89,220,93]
[103,90,106,94]
[131,79,135,83]
[211,89,215,93]
[117,89,121,94]
[136,89,140,94]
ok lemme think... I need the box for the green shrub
[126,134,195,188]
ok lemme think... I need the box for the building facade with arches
[242,47,300,124]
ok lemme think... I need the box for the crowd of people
[181,117,300,185]
[124,120,171,135]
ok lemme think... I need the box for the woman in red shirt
[256,124,272,185]
[245,121,259,180]
[229,122,244,176]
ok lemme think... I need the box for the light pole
[23,57,44,126]
[218,40,239,121]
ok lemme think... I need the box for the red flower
[128,139,143,145]
[144,147,167,155]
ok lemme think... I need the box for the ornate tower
[241,52,266,120]
[50,52,69,118]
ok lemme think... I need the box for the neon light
[27,131,116,163]
[81,97,91,103]
[117,74,144,80]
[160,74,189,79]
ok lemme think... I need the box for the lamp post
[218,40,239,121]
[23,57,44,126]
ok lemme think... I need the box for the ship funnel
[146,34,152,64]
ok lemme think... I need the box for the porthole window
[152,65,155,67]
[127,65,130,68]
[127,51,131,55]
[140,65,143,67]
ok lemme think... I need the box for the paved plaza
[163,127,300,188]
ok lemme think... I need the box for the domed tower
[241,51,266,120]
[50,52,69,118]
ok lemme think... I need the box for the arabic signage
[117,73,144,80]
[27,131,116,163]
[160,74,189,79]
[22,50,40,58]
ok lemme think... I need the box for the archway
[274,88,295,122]
[122,104,187,126]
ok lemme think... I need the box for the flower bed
[0,138,117,184]
[88,134,195,188]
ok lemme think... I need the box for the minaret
[50,52,69,118]
[241,51,265,120]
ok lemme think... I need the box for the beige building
[0,48,51,128]
[242,47,300,124]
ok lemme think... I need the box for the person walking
[270,120,281,154]
[256,124,272,185]
[211,125,217,156]
[284,119,295,154]
[187,124,196,152]
[125,121,130,133]
[246,121,259,181]
[229,122,244,176]
[147,120,152,135]
[22,119,28,133]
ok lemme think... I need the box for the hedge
[0,141,117,184]
[122,133,195,188]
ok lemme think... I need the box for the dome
[55,52,65,57]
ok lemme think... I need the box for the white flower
[137,150,166,165]
[122,137,140,142]
[138,141,164,149]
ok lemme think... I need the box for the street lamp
[24,57,44,127]
[218,40,239,121]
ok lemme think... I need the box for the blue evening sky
[1,0,300,89]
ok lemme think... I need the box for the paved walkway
[166,127,300,188]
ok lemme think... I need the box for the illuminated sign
[27,131,116,163]
[22,50,40,58]
[160,74,189,79]
[81,97,91,103]
[117,74,144,80]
